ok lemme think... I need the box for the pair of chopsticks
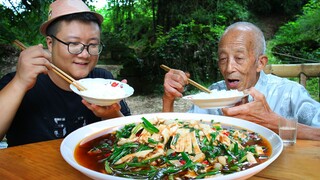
[13,40,87,91]
[160,64,211,93]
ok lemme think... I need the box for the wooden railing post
[299,73,307,88]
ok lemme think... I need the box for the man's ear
[46,36,53,52]
[257,55,268,72]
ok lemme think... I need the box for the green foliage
[101,32,137,64]
[0,5,17,43]
[98,0,255,94]
[266,0,319,100]
[268,0,320,64]
[100,0,153,39]
[307,78,320,102]
[214,0,251,25]
[132,21,224,93]
[149,21,223,82]
[0,0,96,47]
[248,0,308,16]
[154,0,252,30]
[0,1,49,46]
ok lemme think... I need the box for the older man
[162,22,320,140]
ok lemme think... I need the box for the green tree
[268,0,320,64]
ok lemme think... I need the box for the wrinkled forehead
[218,28,254,52]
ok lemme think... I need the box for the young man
[162,22,320,140]
[0,0,131,147]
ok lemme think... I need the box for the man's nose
[78,47,90,58]
[226,58,236,73]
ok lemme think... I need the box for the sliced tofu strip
[114,149,153,165]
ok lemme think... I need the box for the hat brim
[39,11,104,36]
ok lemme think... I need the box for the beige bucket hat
[40,0,104,36]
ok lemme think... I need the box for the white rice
[80,83,125,99]
[192,89,244,99]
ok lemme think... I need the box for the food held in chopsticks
[75,116,271,179]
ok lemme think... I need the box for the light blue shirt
[188,71,320,127]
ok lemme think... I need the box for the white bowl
[61,113,283,180]
[70,78,134,106]
[183,90,248,109]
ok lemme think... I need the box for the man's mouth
[74,62,89,66]
[227,79,239,89]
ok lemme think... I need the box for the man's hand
[14,44,52,91]
[223,87,320,140]
[82,100,123,119]
[222,87,280,131]
[163,69,189,99]
[162,69,189,112]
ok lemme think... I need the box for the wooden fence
[264,63,320,87]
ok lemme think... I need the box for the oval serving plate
[61,113,283,180]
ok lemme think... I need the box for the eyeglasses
[50,35,103,56]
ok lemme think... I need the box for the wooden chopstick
[13,40,27,50]
[12,40,87,91]
[160,64,211,93]
[49,63,87,91]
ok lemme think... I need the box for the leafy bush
[149,21,224,82]
[118,21,225,94]
[267,0,320,100]
[268,0,320,63]
[248,0,308,16]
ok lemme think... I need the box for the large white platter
[60,113,283,180]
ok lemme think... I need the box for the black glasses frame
[50,35,103,56]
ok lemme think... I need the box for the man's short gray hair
[221,22,266,59]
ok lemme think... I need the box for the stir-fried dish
[75,117,271,179]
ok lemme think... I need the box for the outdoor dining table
[0,139,319,179]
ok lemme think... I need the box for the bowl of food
[183,89,248,109]
[70,78,134,106]
[60,113,283,180]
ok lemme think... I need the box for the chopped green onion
[239,154,247,163]
[196,168,220,179]
[148,138,159,144]
[171,133,180,145]
[233,142,239,155]
[168,174,174,180]
[104,161,113,174]
[131,123,144,135]
[141,117,159,133]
